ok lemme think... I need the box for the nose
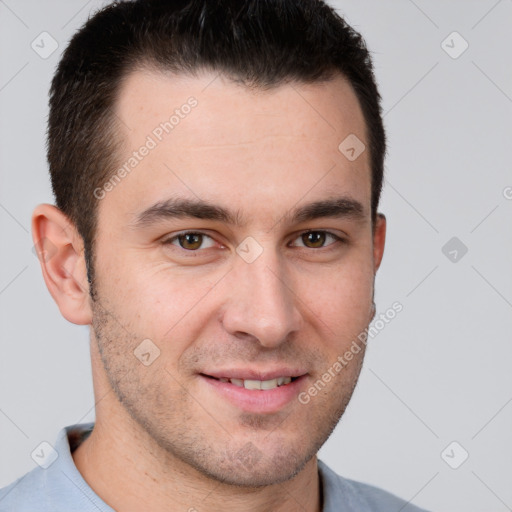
[220,247,303,348]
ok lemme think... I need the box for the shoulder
[318,460,431,512]
[0,423,101,512]
[0,466,50,511]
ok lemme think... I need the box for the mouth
[201,374,300,390]
[199,371,308,413]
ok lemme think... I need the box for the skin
[32,69,386,512]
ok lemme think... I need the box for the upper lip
[202,368,308,381]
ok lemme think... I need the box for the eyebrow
[131,196,366,229]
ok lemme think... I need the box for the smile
[208,376,297,390]
[200,372,307,413]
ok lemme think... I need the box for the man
[0,1,428,511]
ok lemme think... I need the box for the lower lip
[200,375,307,414]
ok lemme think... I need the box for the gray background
[1,1,511,511]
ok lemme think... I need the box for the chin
[174,429,321,488]
[201,448,314,488]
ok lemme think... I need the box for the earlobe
[32,204,92,325]
[373,213,386,274]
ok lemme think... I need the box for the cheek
[296,257,374,333]
[101,261,222,356]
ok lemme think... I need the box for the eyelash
[162,230,346,253]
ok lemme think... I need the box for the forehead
[116,67,367,145]
[105,68,370,224]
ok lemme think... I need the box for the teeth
[260,378,277,390]
[218,376,293,390]
[244,379,262,390]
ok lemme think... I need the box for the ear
[32,204,92,325]
[372,213,386,274]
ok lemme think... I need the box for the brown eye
[301,231,327,248]
[291,230,343,250]
[163,231,217,253]
[177,233,204,250]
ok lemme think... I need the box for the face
[89,68,385,486]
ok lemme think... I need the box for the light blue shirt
[0,423,429,511]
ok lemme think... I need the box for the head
[33,0,386,488]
